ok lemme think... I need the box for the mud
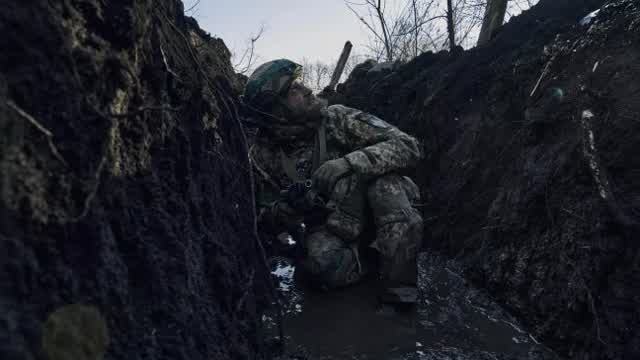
[1,1,268,359]
[336,0,640,358]
[266,252,567,360]
[417,253,560,360]
[3,0,640,359]
[267,257,415,360]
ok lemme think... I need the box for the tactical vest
[279,118,327,182]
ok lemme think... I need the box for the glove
[312,158,352,196]
[263,200,302,230]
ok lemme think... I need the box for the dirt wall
[336,0,639,358]
[1,1,267,359]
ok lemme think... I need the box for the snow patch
[581,110,610,200]
[529,334,541,344]
[582,109,595,119]
[580,9,601,26]
[271,263,295,292]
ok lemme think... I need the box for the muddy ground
[2,0,639,360]
[336,0,640,359]
[1,1,269,359]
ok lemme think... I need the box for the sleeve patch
[355,112,391,129]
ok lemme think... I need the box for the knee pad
[303,240,360,288]
[325,210,363,242]
[371,208,423,260]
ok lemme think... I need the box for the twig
[7,101,53,136]
[184,0,201,13]
[582,277,607,345]
[564,255,608,346]
[248,148,280,189]
[7,100,68,166]
[106,105,180,118]
[529,57,552,97]
[160,45,182,80]
[156,7,286,345]
[70,154,107,222]
[561,207,585,222]
[345,2,388,48]
[234,26,265,75]
[235,269,256,313]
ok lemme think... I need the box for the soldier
[245,59,423,299]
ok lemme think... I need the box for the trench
[264,253,561,360]
[3,1,639,359]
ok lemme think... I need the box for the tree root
[7,100,68,167]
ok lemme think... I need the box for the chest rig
[279,118,327,183]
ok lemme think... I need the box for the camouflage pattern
[253,104,423,288]
[368,175,423,285]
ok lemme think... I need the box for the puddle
[416,253,561,360]
[267,257,416,360]
[265,254,561,360]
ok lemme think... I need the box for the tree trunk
[375,0,393,61]
[412,0,419,58]
[477,0,508,46]
[446,0,456,51]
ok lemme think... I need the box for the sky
[184,0,372,66]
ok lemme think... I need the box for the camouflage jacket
[251,104,421,228]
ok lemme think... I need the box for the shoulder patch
[355,112,391,128]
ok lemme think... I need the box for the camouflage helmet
[244,59,303,108]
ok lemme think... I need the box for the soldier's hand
[273,200,297,217]
[312,158,352,195]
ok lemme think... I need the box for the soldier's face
[282,82,326,120]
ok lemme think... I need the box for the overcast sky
[183,0,372,66]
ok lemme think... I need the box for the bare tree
[477,0,508,46]
[233,26,265,75]
[346,0,446,62]
[345,0,392,61]
[446,0,456,50]
[299,58,336,93]
[346,0,539,62]
[343,52,368,80]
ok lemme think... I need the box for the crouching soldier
[245,59,423,299]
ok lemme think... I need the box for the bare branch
[185,0,201,13]
[233,25,265,75]
[7,100,68,166]
[345,2,388,46]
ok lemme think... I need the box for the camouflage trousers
[301,174,423,288]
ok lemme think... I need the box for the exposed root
[70,154,107,223]
[563,255,608,346]
[107,105,180,118]
[582,277,607,345]
[530,57,553,97]
[561,207,586,222]
[7,100,68,166]
[160,44,182,81]
[155,7,285,347]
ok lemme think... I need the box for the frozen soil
[1,1,269,359]
[336,0,640,358]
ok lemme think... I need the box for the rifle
[279,179,327,214]
[277,180,330,257]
